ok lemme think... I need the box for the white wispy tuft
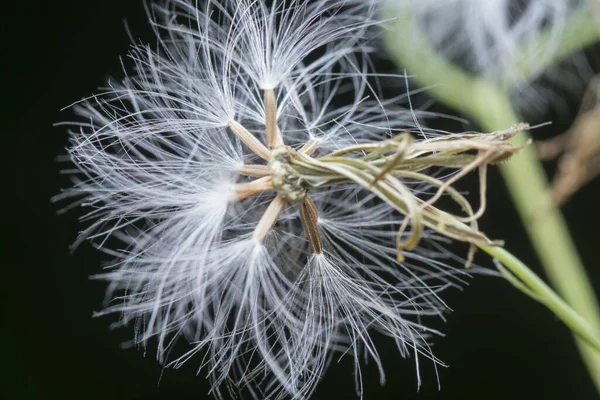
[390,0,592,112]
[56,1,468,399]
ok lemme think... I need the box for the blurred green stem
[480,245,600,354]
[383,3,600,393]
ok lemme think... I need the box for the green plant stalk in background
[383,3,600,393]
[481,245,600,354]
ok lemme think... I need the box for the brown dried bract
[536,77,600,207]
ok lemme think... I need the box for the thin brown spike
[253,196,286,243]
[264,89,284,148]
[238,164,270,178]
[300,195,323,255]
[299,138,319,156]
[228,120,271,160]
[232,176,273,201]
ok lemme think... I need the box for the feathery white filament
[391,0,588,98]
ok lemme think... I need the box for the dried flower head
[57,1,524,399]
[537,75,600,207]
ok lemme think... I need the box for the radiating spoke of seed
[232,176,273,201]
[238,164,270,177]
[253,195,287,243]
[264,89,284,148]
[300,195,323,255]
[228,120,271,160]
[299,138,319,156]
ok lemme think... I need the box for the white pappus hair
[402,0,585,77]
[391,0,592,113]
[56,1,469,399]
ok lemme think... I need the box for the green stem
[480,245,600,353]
[383,2,600,392]
[475,95,600,389]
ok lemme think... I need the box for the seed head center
[268,146,307,204]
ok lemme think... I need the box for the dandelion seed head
[57,1,494,399]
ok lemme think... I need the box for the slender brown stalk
[300,195,323,254]
[228,120,271,160]
[264,89,284,148]
[233,176,273,201]
[252,196,287,243]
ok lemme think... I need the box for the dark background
[3,1,600,399]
